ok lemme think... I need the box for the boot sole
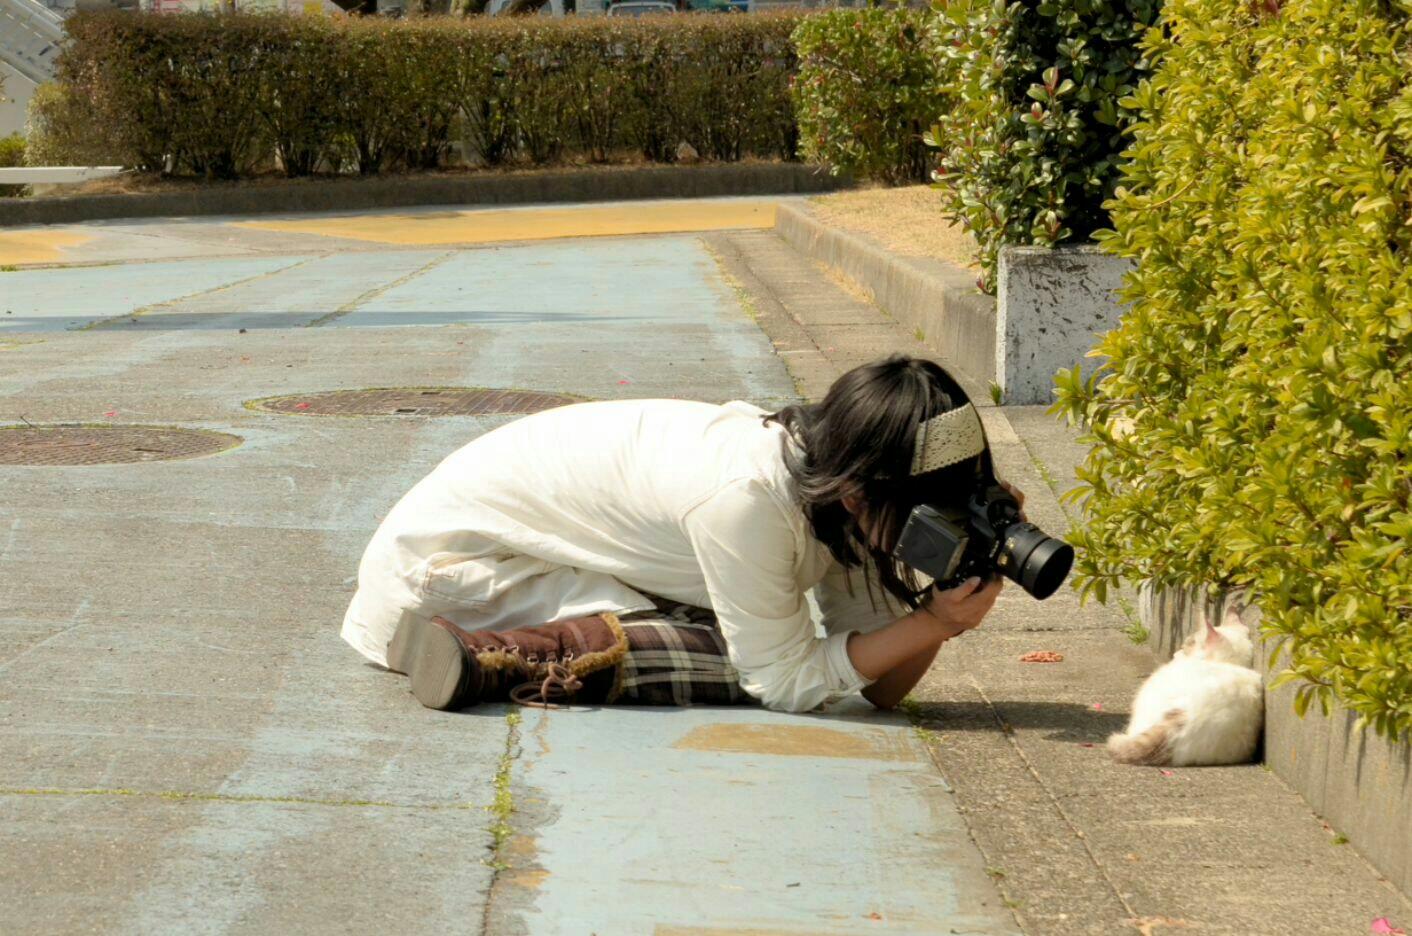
[389,618,468,711]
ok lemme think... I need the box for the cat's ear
[1203,616,1224,650]
[1222,607,1244,630]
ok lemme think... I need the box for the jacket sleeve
[682,478,871,712]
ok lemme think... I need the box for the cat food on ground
[1019,650,1064,663]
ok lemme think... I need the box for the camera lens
[997,523,1075,600]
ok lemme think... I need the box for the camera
[893,483,1074,600]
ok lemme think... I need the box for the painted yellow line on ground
[234,200,778,246]
[0,231,93,266]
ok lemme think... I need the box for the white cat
[1108,608,1265,767]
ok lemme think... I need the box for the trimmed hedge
[791,8,950,185]
[1054,0,1412,738]
[24,83,115,170]
[931,0,1161,289]
[0,133,24,198]
[48,12,800,178]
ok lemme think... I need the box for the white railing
[0,165,124,184]
[0,0,65,85]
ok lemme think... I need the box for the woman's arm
[847,576,1003,709]
[859,638,945,710]
[684,479,878,712]
[853,481,1024,708]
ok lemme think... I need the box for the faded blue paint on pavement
[336,237,729,328]
[0,256,309,331]
[1,205,1011,934]
[507,703,1020,935]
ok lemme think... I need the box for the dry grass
[809,184,979,271]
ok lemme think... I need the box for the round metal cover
[0,425,243,466]
[248,387,585,418]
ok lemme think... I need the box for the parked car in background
[485,0,566,14]
[605,0,673,13]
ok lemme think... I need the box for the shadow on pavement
[910,699,1129,743]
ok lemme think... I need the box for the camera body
[893,484,1073,600]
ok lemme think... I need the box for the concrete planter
[773,206,1132,407]
[995,245,1132,406]
[1140,583,1412,899]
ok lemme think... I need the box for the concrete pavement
[5,196,1407,935]
[707,228,1412,935]
[1,198,1017,934]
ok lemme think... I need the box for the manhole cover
[247,388,585,418]
[0,425,243,466]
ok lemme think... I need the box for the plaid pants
[615,599,755,706]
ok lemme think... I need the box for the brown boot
[386,613,628,711]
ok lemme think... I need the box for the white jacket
[341,399,899,712]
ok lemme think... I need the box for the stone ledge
[1140,583,1411,900]
[0,163,848,228]
[772,201,996,400]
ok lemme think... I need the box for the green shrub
[1054,0,1412,738]
[792,8,950,185]
[0,133,25,198]
[663,15,797,162]
[931,0,1161,289]
[25,82,127,170]
[254,16,347,176]
[50,11,801,179]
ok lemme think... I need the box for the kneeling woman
[342,356,1014,713]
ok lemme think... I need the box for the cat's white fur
[1108,608,1264,767]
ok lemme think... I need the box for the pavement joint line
[38,224,276,267]
[305,250,457,329]
[486,708,521,864]
[4,257,183,273]
[0,786,485,810]
[75,254,326,331]
[480,708,524,933]
[702,233,837,399]
[698,238,761,324]
[965,671,1140,921]
[1,240,436,272]
[896,698,1025,930]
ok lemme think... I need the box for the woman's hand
[999,479,1028,520]
[847,576,1003,692]
[917,575,1004,640]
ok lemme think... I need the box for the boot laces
[509,662,583,709]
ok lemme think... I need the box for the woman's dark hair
[765,355,993,611]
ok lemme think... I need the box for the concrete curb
[772,201,997,391]
[0,163,849,227]
[1140,584,1411,899]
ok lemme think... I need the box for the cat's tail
[1107,709,1187,766]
